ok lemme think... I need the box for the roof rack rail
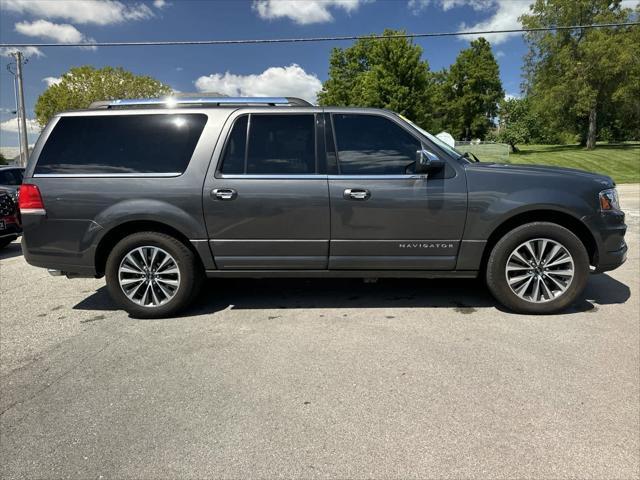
[89,96,313,109]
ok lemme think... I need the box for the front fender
[465,187,594,240]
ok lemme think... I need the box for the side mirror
[415,149,445,173]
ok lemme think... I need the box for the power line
[1,22,638,49]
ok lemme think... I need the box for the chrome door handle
[344,188,371,201]
[211,188,237,200]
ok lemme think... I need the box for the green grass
[506,143,640,184]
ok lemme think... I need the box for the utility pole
[12,51,29,167]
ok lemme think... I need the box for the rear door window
[35,114,207,175]
[220,114,316,175]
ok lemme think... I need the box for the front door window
[332,114,422,175]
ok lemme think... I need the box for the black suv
[0,187,21,249]
[0,165,24,192]
[19,97,627,317]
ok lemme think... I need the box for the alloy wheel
[505,238,575,303]
[118,246,181,307]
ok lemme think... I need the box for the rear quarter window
[35,114,207,175]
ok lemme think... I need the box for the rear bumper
[21,236,98,277]
[20,214,100,277]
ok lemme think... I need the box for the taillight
[18,183,46,215]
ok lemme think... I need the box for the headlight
[599,188,620,211]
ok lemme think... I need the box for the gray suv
[19,97,627,318]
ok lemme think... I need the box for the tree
[35,66,172,127]
[521,0,637,149]
[317,30,434,128]
[495,97,541,152]
[428,68,450,133]
[438,38,504,140]
[0,152,7,165]
[604,6,640,142]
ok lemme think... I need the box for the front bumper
[585,210,627,273]
[594,241,628,273]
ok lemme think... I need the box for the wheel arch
[94,220,204,277]
[480,210,598,272]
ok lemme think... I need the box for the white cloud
[0,46,44,58]
[409,0,530,45]
[505,92,521,100]
[195,64,322,103]
[495,50,505,58]
[253,0,364,24]
[16,20,83,42]
[409,0,491,12]
[153,0,169,8]
[2,0,153,25]
[176,67,183,72]
[458,0,531,45]
[440,0,491,10]
[42,76,62,87]
[15,20,97,49]
[0,117,41,134]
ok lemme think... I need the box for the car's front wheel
[105,232,203,318]
[486,222,590,314]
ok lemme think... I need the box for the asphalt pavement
[1,184,638,479]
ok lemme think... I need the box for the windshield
[397,115,469,161]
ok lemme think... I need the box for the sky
[0,0,636,148]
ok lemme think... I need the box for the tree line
[317,32,504,142]
[318,0,638,150]
[34,0,638,150]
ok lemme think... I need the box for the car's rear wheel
[486,222,590,314]
[105,232,203,318]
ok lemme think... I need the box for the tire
[486,222,590,314]
[105,231,203,318]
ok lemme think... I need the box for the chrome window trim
[35,174,426,180]
[215,174,427,180]
[33,172,182,178]
[328,174,427,180]
[218,174,327,180]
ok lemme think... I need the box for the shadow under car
[73,274,631,318]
